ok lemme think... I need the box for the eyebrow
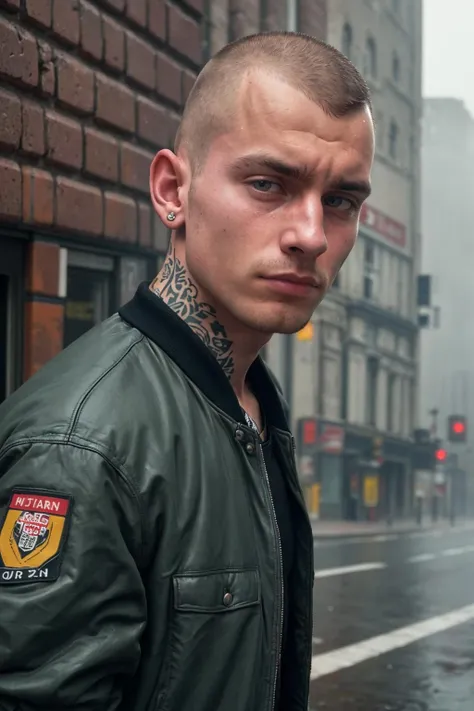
[330,179,372,200]
[232,154,313,180]
[232,153,372,198]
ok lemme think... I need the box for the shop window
[0,237,24,402]
[63,252,115,349]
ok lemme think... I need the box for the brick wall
[0,0,203,380]
[0,0,202,244]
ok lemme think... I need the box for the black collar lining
[118,283,289,432]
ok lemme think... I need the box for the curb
[312,522,472,541]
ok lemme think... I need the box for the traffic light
[447,415,467,443]
[435,448,447,462]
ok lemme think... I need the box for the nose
[279,195,327,257]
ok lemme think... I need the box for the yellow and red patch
[0,490,72,584]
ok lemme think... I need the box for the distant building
[419,98,474,490]
[291,0,423,520]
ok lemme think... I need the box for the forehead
[209,71,374,180]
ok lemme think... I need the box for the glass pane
[64,267,113,348]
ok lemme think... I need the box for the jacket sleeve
[0,439,147,710]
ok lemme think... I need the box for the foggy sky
[423,0,474,115]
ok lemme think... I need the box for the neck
[150,244,267,397]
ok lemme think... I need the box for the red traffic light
[448,415,467,442]
[435,449,447,462]
[452,421,465,434]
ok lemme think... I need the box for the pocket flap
[173,568,260,613]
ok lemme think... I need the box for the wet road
[310,524,474,710]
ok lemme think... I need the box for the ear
[150,149,187,229]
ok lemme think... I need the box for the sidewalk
[310,516,474,540]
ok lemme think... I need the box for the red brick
[22,100,45,156]
[104,192,137,242]
[138,201,152,247]
[126,0,146,26]
[182,69,196,103]
[149,0,165,40]
[22,168,54,226]
[52,0,80,46]
[25,0,52,28]
[85,127,119,181]
[137,96,171,148]
[80,0,103,61]
[120,143,154,194]
[26,241,59,294]
[96,74,135,133]
[24,301,64,379]
[167,5,201,65]
[156,53,181,105]
[57,52,94,115]
[0,0,20,10]
[38,41,55,96]
[126,32,155,90]
[0,88,21,150]
[46,111,83,170]
[0,18,39,88]
[56,177,103,235]
[103,15,124,72]
[0,158,21,220]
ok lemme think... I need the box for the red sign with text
[360,204,407,248]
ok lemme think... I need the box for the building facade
[0,0,203,401]
[292,0,423,520]
[419,98,474,506]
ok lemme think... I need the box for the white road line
[310,603,474,680]
[314,562,386,579]
[408,553,436,563]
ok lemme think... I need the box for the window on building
[366,356,378,427]
[363,240,377,301]
[387,373,397,432]
[342,23,353,60]
[392,51,400,82]
[64,252,116,348]
[389,120,399,160]
[365,37,377,79]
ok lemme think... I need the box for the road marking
[310,603,474,680]
[408,553,436,563]
[314,562,386,579]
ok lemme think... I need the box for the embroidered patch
[0,490,72,584]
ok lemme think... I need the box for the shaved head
[175,32,372,172]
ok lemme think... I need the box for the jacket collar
[119,283,289,432]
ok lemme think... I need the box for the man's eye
[324,195,354,211]
[250,180,281,193]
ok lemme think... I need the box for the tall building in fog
[419,98,474,474]
[291,0,423,520]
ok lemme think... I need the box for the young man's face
[178,72,374,336]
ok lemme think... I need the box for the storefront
[0,229,161,404]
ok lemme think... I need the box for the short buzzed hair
[175,32,371,171]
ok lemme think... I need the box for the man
[0,32,374,711]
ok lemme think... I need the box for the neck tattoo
[152,248,235,379]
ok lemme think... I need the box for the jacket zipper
[258,438,284,711]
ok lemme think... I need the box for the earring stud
[167,211,176,222]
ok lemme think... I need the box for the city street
[310,523,474,710]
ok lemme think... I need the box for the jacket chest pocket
[173,568,260,613]
[154,569,263,711]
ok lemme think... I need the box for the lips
[261,274,321,297]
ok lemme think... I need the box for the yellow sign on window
[363,475,379,508]
[297,321,314,341]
